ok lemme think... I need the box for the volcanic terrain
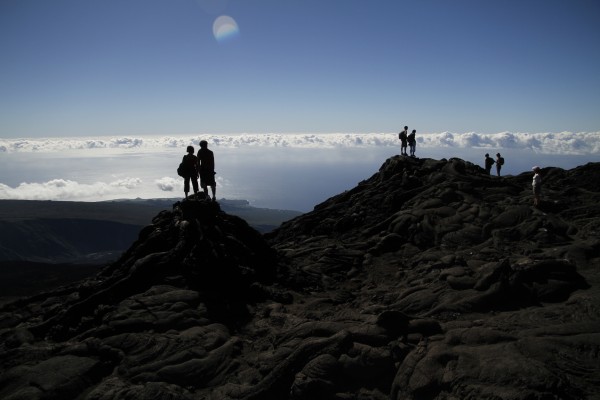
[1,156,599,400]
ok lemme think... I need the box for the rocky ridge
[1,156,599,400]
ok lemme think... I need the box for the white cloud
[0,178,142,201]
[155,177,180,192]
[111,178,142,189]
[0,131,599,155]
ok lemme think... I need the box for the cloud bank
[1,131,599,155]
[0,178,142,201]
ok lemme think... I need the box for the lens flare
[212,15,239,42]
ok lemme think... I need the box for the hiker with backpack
[398,126,408,156]
[496,153,505,176]
[180,145,199,199]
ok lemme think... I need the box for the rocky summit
[1,156,599,400]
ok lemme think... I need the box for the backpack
[177,162,186,177]
[178,154,197,177]
[499,157,505,166]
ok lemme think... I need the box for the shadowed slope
[264,157,600,399]
[1,158,599,400]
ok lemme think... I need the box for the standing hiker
[198,140,217,201]
[181,145,199,199]
[484,153,495,175]
[496,153,504,176]
[532,166,542,207]
[407,130,416,157]
[398,126,408,156]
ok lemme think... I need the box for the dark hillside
[0,219,142,263]
[0,200,164,263]
[1,157,599,400]
[0,261,101,306]
[0,199,301,262]
[0,199,159,225]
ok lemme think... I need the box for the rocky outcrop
[1,158,599,400]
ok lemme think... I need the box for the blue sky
[1,0,599,138]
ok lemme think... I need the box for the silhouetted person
[398,126,408,156]
[198,140,216,201]
[484,153,495,175]
[496,153,504,176]
[182,145,199,198]
[532,166,542,207]
[407,130,416,157]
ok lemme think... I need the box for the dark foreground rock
[1,158,599,400]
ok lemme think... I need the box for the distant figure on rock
[532,166,542,207]
[496,153,504,176]
[407,130,416,157]
[198,140,217,201]
[484,153,495,175]
[398,126,408,156]
[182,145,199,199]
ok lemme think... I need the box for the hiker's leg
[192,178,199,194]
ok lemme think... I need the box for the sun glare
[212,15,239,42]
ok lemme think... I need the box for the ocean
[1,133,598,211]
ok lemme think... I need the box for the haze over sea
[1,132,598,212]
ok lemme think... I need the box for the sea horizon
[1,131,599,211]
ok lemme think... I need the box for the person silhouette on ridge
[398,126,408,156]
[532,166,542,207]
[496,153,504,176]
[484,153,495,175]
[407,129,416,157]
[197,140,217,201]
[182,145,199,199]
